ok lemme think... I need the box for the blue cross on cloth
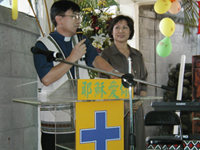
[80,111,121,150]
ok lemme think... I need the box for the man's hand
[68,39,86,62]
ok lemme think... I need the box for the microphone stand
[55,58,175,91]
[128,57,135,150]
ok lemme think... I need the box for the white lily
[105,34,111,45]
[99,15,108,22]
[82,26,94,33]
[91,33,106,45]
[91,33,106,49]
[92,42,103,49]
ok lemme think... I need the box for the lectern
[13,79,162,150]
[13,79,126,150]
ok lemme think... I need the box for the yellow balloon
[12,0,18,20]
[154,0,172,14]
[159,18,175,37]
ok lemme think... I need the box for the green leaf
[182,0,199,36]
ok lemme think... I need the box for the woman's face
[112,19,130,43]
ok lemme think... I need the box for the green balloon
[156,37,172,57]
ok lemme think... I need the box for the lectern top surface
[12,79,163,105]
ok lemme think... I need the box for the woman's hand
[110,70,124,79]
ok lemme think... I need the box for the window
[0,0,34,16]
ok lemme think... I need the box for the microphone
[121,73,137,88]
[31,47,62,62]
[76,28,83,42]
[76,28,85,61]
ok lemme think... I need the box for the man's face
[57,9,82,37]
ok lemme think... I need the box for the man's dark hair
[108,15,134,40]
[50,0,81,27]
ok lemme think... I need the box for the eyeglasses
[60,14,82,21]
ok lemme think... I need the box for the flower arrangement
[79,0,120,78]
[80,0,118,51]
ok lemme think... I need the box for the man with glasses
[32,0,116,150]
